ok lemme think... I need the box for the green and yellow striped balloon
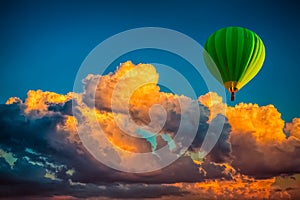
[204,26,265,101]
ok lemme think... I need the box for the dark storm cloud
[190,114,232,163]
[0,180,186,199]
[0,99,233,198]
[230,131,300,178]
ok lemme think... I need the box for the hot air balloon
[204,26,265,101]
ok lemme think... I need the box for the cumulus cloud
[1,62,300,199]
[200,92,300,178]
[0,101,231,198]
[76,61,232,173]
[0,62,232,198]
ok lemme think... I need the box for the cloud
[76,61,232,173]
[286,118,300,139]
[0,80,232,198]
[200,92,300,178]
[164,175,292,200]
[0,111,229,198]
[22,90,73,118]
[1,62,300,199]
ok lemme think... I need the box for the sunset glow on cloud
[1,62,299,199]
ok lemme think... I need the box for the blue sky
[1,0,299,121]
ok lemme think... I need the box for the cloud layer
[1,61,300,199]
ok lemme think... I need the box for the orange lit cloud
[199,92,300,177]
[23,89,73,118]
[49,63,300,199]
[91,61,159,112]
[166,176,291,200]
[285,118,300,139]
[5,97,22,105]
[4,62,300,199]
[13,63,300,178]
[80,61,201,155]
[95,111,152,153]
[199,92,286,143]
[198,92,226,122]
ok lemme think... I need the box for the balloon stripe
[238,35,265,88]
[230,27,237,75]
[234,27,246,81]
[214,29,230,82]
[219,28,231,81]
[225,27,233,74]
[236,29,256,86]
[237,37,259,88]
[238,36,264,87]
[226,27,236,81]
[237,28,255,81]
[205,32,227,82]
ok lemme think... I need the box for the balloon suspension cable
[231,92,235,101]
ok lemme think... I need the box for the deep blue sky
[1,0,299,121]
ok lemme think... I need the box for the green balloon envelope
[204,26,265,101]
